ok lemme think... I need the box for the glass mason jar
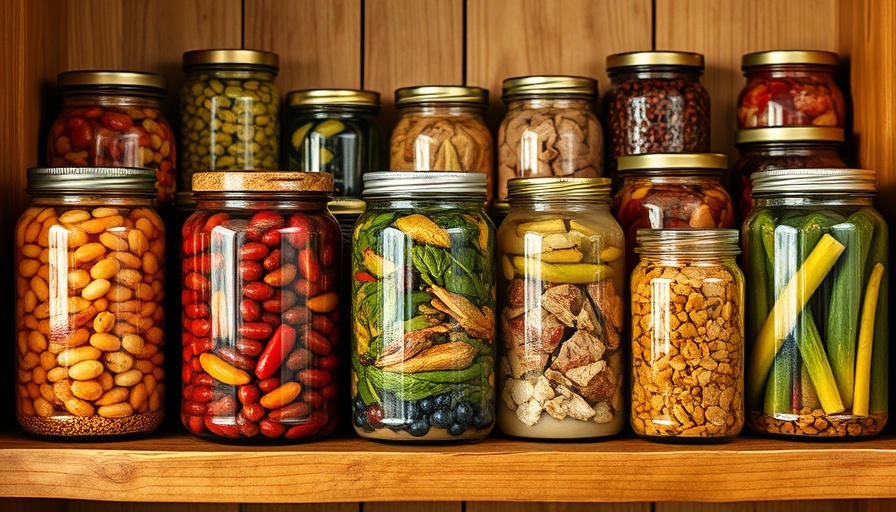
[350,172,496,442]
[284,89,381,197]
[611,153,735,273]
[180,171,342,443]
[47,71,177,206]
[389,86,494,203]
[744,168,888,438]
[737,50,846,129]
[604,51,711,177]
[630,229,745,441]
[496,177,626,439]
[497,75,604,209]
[15,167,166,439]
[179,49,280,193]
[732,127,846,223]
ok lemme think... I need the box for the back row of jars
[44,48,848,213]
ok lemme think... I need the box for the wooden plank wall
[0,0,894,510]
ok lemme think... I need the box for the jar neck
[508,196,611,212]
[61,93,162,109]
[194,191,330,211]
[738,141,842,157]
[30,194,155,207]
[610,66,703,81]
[753,195,874,207]
[744,64,837,79]
[504,96,595,110]
[185,68,277,81]
[636,253,739,264]
[620,171,724,183]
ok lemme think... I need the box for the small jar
[630,229,745,441]
[497,76,604,209]
[389,86,494,202]
[181,171,342,443]
[284,89,381,197]
[46,71,177,206]
[496,177,626,439]
[15,167,166,439]
[329,197,367,351]
[737,50,845,128]
[351,172,496,442]
[604,51,710,177]
[732,127,847,223]
[744,168,888,438]
[611,153,735,273]
[179,49,280,192]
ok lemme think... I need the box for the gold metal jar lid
[287,89,381,108]
[328,197,367,215]
[617,153,728,172]
[57,70,167,94]
[27,167,157,194]
[501,75,598,100]
[192,171,333,193]
[606,51,705,70]
[182,49,280,71]
[507,176,612,198]
[751,168,876,196]
[394,85,489,106]
[735,127,845,145]
[742,50,839,69]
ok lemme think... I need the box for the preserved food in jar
[744,168,888,438]
[181,171,341,442]
[15,167,166,438]
[497,177,625,439]
[351,172,496,442]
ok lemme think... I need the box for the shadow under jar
[604,51,710,178]
[181,171,342,443]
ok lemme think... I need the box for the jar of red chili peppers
[737,50,845,129]
[611,153,735,272]
[47,71,177,206]
[181,171,342,443]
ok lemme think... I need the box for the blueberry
[429,408,454,429]
[419,398,435,414]
[454,401,474,424]
[353,395,366,412]
[447,422,467,436]
[472,406,494,429]
[434,393,452,410]
[409,419,431,437]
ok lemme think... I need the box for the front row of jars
[13,166,888,442]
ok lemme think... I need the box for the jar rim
[394,86,489,106]
[192,171,333,193]
[182,49,279,72]
[617,153,728,172]
[507,176,612,199]
[635,228,740,255]
[287,89,381,108]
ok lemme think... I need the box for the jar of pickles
[732,127,847,222]
[15,167,166,438]
[744,168,888,438]
[630,229,745,441]
[181,171,341,442]
[497,76,604,209]
[351,171,496,442]
[47,70,177,206]
[390,86,494,202]
[611,153,735,272]
[737,50,845,128]
[496,177,626,439]
[179,49,280,192]
[284,89,381,197]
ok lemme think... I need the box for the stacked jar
[47,70,177,206]
[604,51,710,178]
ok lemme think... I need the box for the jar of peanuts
[630,228,745,442]
[47,71,177,206]
[181,171,342,442]
[15,166,166,439]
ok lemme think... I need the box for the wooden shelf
[2,428,896,504]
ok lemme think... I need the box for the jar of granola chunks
[497,177,626,439]
[630,229,745,442]
[181,171,341,442]
[15,167,166,438]
[351,172,496,443]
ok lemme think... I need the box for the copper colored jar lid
[57,70,167,95]
[742,50,839,69]
[287,89,381,108]
[192,171,333,193]
[617,153,728,172]
[501,75,598,99]
[735,127,845,145]
[394,86,488,106]
[182,49,280,71]
[606,51,704,70]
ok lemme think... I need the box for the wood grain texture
[655,0,839,165]
[245,0,362,95]
[364,503,461,512]
[468,503,651,512]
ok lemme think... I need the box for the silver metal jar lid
[751,168,876,196]
[26,167,157,195]
[362,171,486,197]
[635,228,740,256]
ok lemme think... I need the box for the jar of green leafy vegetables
[743,168,888,438]
[350,171,496,443]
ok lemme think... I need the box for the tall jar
[179,49,280,193]
[284,89,381,197]
[737,50,845,128]
[630,229,745,441]
[497,76,604,210]
[350,172,496,442]
[181,172,342,443]
[389,86,494,203]
[496,177,626,439]
[744,168,888,438]
[611,153,735,273]
[47,70,177,206]
[732,127,846,223]
[604,51,710,177]
[15,167,166,439]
